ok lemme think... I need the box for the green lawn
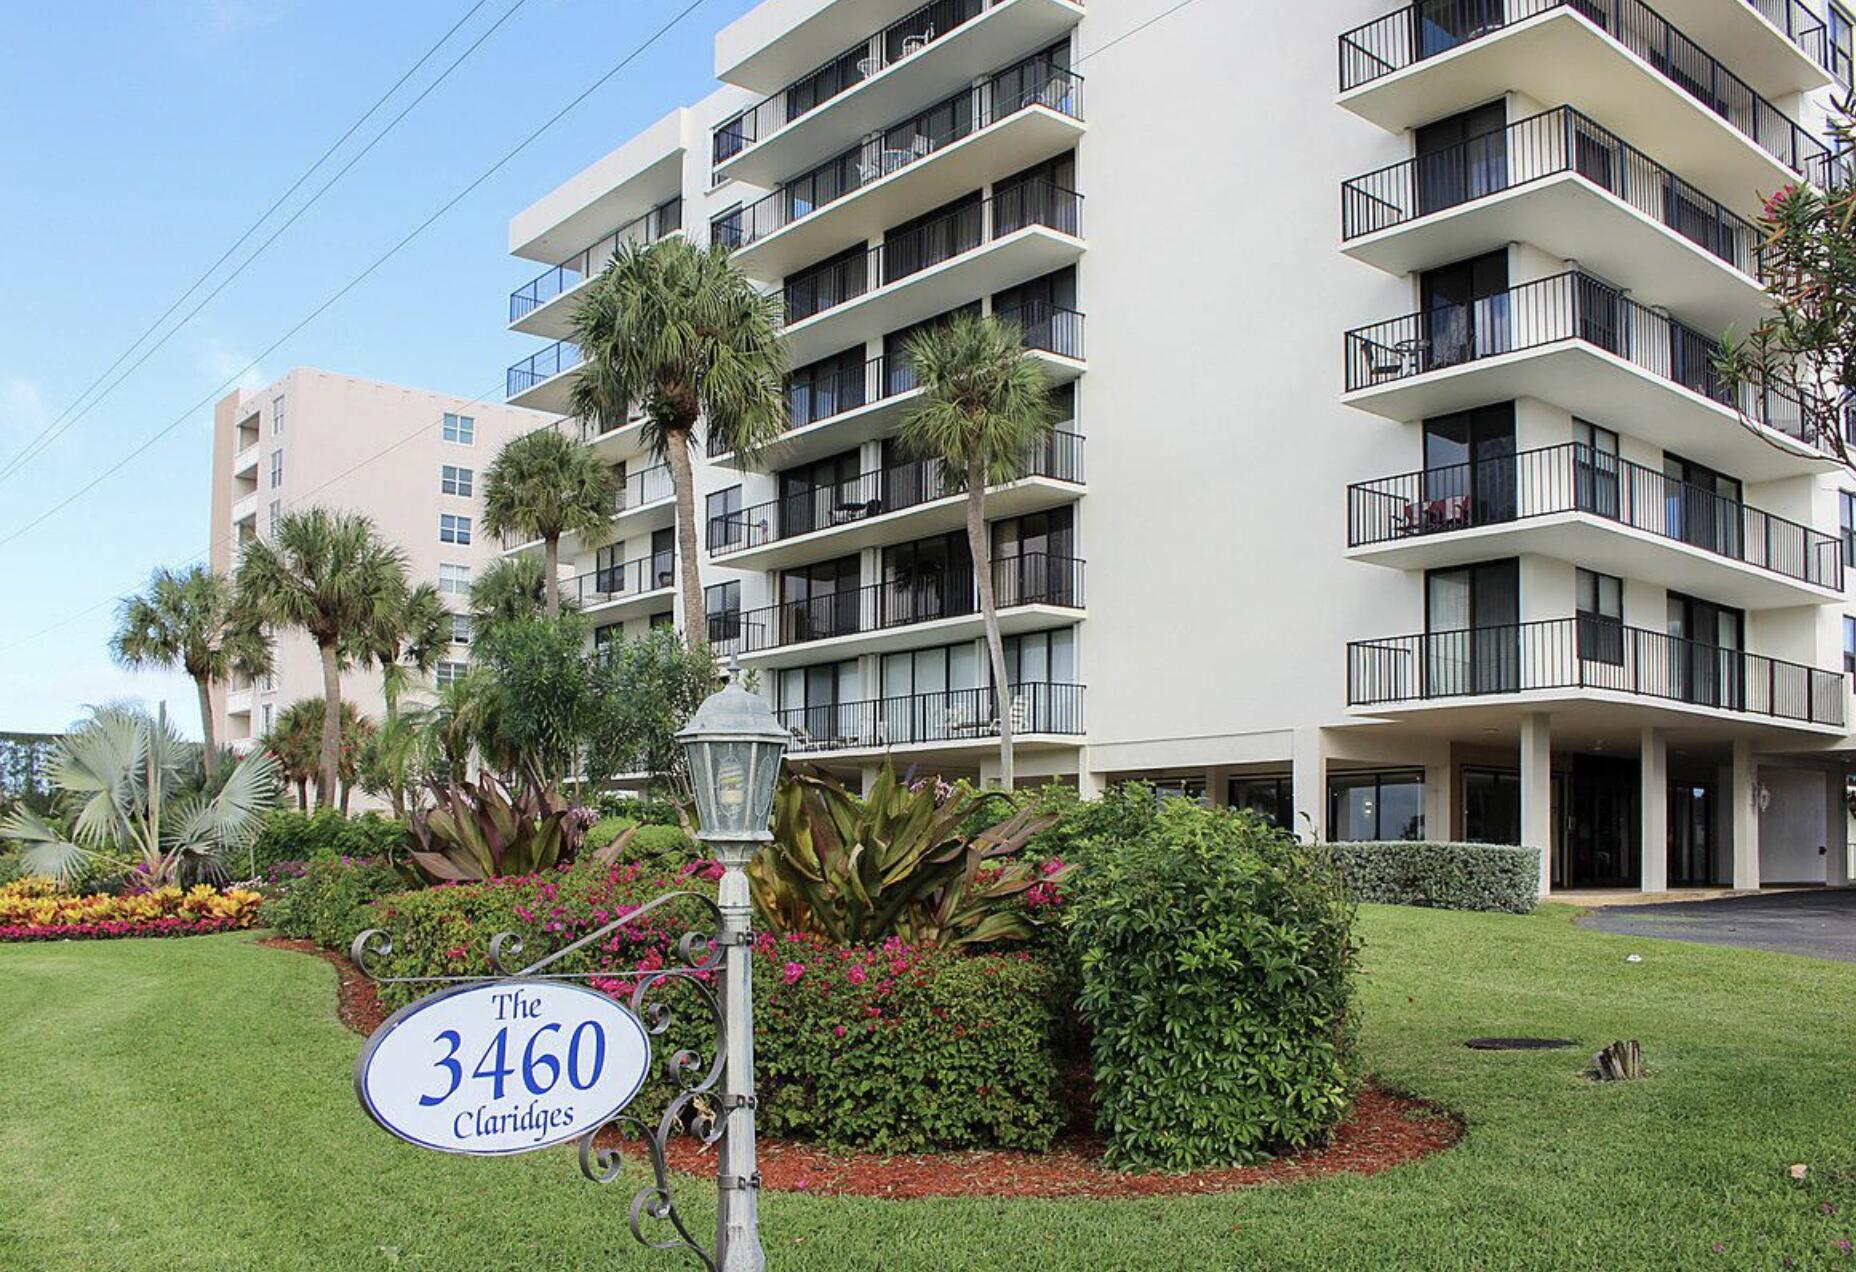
[2,906,1853,1271]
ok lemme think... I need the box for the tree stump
[1593,1039,1644,1081]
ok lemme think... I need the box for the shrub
[628,823,693,864]
[0,878,264,941]
[582,816,637,855]
[1328,841,1539,914]
[591,791,685,827]
[356,859,1065,1153]
[1065,791,1358,1171]
[261,854,404,950]
[246,810,410,878]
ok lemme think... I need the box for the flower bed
[0,878,266,942]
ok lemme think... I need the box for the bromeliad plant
[403,771,588,883]
[749,762,1064,948]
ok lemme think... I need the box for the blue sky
[0,0,759,735]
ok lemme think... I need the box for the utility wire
[0,0,532,492]
[0,0,500,486]
[0,0,713,552]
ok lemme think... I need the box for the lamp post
[677,666,788,1272]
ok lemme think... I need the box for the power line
[0,0,501,486]
[0,0,714,551]
[0,0,531,491]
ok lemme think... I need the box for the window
[706,581,740,643]
[710,205,744,251]
[450,613,472,646]
[438,563,471,595]
[1328,770,1425,841]
[593,622,623,650]
[777,661,863,742]
[1229,775,1294,830]
[1833,3,1853,86]
[1842,491,1856,568]
[1462,767,1521,845]
[435,660,467,689]
[649,611,675,630]
[269,449,284,489]
[260,672,275,693]
[440,513,472,545]
[260,703,273,734]
[271,395,285,435]
[267,500,281,533]
[707,485,744,552]
[1846,616,1856,678]
[1576,567,1624,666]
[442,412,475,445]
[442,464,473,497]
[595,542,632,595]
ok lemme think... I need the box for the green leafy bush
[262,854,404,950]
[628,823,694,863]
[247,811,410,878]
[1328,841,1539,913]
[583,816,637,854]
[352,859,1066,1152]
[591,791,685,826]
[1065,790,1358,1171]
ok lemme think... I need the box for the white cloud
[195,0,295,40]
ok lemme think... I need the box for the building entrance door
[1566,755,1641,887]
[1668,782,1718,886]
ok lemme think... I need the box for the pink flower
[847,964,867,985]
[782,961,806,985]
[832,1025,847,1038]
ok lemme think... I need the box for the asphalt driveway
[1580,890,1856,963]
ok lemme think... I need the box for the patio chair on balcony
[857,54,885,79]
[901,25,934,57]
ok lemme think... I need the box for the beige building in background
[206,369,550,763]
[495,0,1856,896]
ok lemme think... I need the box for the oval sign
[355,979,652,1156]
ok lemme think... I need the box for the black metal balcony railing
[714,57,1083,253]
[1337,0,1838,186]
[783,181,1081,325]
[1348,442,1845,589]
[1348,617,1846,726]
[508,198,683,322]
[707,300,1086,457]
[719,552,1084,654]
[1743,0,1837,77]
[615,463,674,514]
[774,682,1085,753]
[712,0,995,167]
[1341,107,1763,277]
[708,431,1084,555]
[507,340,581,399]
[1343,270,1819,445]
[569,557,675,606]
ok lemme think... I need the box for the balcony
[1348,617,1846,730]
[708,300,1086,466]
[717,58,1083,280]
[720,552,1084,668]
[1342,270,1836,479]
[233,443,259,477]
[506,340,582,413]
[1346,442,1844,607]
[567,556,675,618]
[1341,107,1767,332]
[712,0,1084,188]
[508,198,683,338]
[232,491,259,526]
[1337,0,1837,217]
[1663,0,1835,92]
[780,182,1083,365]
[225,688,253,717]
[708,430,1083,569]
[775,682,1084,757]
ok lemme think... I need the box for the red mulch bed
[270,939,1461,1199]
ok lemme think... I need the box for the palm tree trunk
[543,535,561,616]
[966,461,1014,790]
[665,432,705,651]
[297,778,308,810]
[316,640,342,811]
[194,677,219,779]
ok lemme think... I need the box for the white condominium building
[208,370,550,760]
[503,0,1856,894]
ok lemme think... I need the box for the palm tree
[234,507,407,810]
[109,565,270,778]
[899,313,1062,790]
[361,582,449,716]
[266,698,323,810]
[1,705,280,886]
[569,236,789,649]
[469,553,564,637]
[479,429,614,617]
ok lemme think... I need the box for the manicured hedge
[245,810,410,879]
[1065,793,1358,1171]
[324,858,1066,1153]
[1328,840,1540,914]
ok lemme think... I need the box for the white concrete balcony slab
[1337,2,1835,220]
[1342,271,1838,481]
[566,561,676,622]
[710,435,1083,572]
[224,689,253,717]
[1341,106,1767,333]
[1653,0,1834,96]
[509,109,688,263]
[233,444,259,478]
[724,77,1084,281]
[712,0,1084,188]
[775,683,1084,760]
[232,492,258,526]
[508,203,685,339]
[506,340,582,414]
